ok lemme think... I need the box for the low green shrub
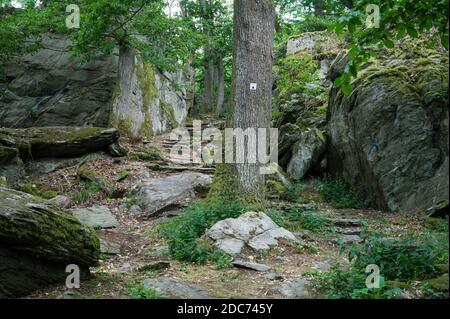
[14,182,58,199]
[293,15,336,34]
[72,181,102,204]
[158,200,246,264]
[316,176,369,209]
[349,231,449,282]
[307,230,449,299]
[125,280,167,299]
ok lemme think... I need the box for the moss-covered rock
[0,186,100,297]
[77,164,115,195]
[0,186,100,265]
[0,126,119,159]
[423,274,449,292]
[286,31,345,57]
[109,142,128,157]
[327,37,449,213]
[131,146,166,163]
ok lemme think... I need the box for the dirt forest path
[24,119,430,299]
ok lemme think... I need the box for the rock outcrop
[327,38,449,212]
[0,34,188,139]
[276,31,344,179]
[0,126,118,158]
[0,186,100,297]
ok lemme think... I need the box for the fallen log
[0,126,119,158]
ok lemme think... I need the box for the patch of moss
[160,99,177,128]
[136,55,160,139]
[131,146,165,163]
[77,164,114,195]
[423,274,449,292]
[13,182,58,200]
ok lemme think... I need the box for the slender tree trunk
[216,55,225,114]
[204,48,215,110]
[231,0,275,197]
[341,0,354,9]
[187,51,196,114]
[313,0,325,16]
[200,0,214,111]
[181,4,196,114]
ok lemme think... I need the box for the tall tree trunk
[341,0,354,9]
[231,0,275,197]
[216,55,225,114]
[186,51,196,114]
[181,4,196,114]
[313,0,325,16]
[200,0,214,111]
[204,47,215,110]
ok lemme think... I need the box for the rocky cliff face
[277,32,449,214]
[276,31,344,178]
[327,38,449,213]
[0,34,188,138]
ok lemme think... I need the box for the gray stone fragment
[143,278,210,299]
[277,278,311,299]
[233,261,271,272]
[72,206,119,229]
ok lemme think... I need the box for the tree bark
[314,0,325,16]
[181,5,196,114]
[216,55,225,114]
[231,0,275,197]
[200,0,215,111]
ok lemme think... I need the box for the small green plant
[348,231,449,282]
[158,200,246,264]
[307,229,449,299]
[316,176,369,209]
[305,263,400,299]
[286,206,327,233]
[266,209,287,228]
[126,281,167,299]
[293,15,336,33]
[275,54,319,99]
[72,181,102,204]
[214,250,233,269]
[284,181,304,203]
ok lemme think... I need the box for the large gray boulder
[327,38,449,213]
[0,34,188,139]
[131,172,213,217]
[207,212,298,255]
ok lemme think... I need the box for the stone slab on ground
[131,172,212,217]
[143,278,210,299]
[72,206,119,229]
